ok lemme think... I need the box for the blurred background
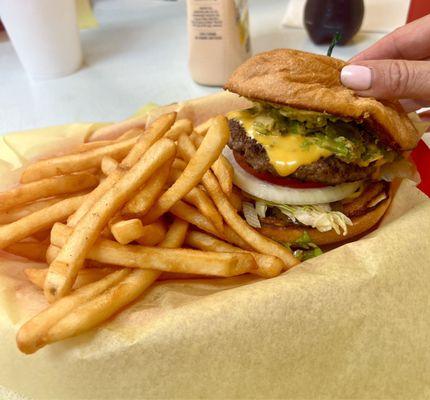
[0,0,422,134]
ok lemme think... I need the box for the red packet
[407,2,430,195]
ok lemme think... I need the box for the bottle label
[190,1,223,41]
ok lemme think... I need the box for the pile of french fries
[0,112,299,354]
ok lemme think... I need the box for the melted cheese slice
[228,110,332,177]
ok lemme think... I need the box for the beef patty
[228,119,375,185]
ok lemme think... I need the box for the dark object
[327,32,342,56]
[228,119,375,185]
[304,0,364,45]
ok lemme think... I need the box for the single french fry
[184,187,224,233]
[116,127,144,141]
[77,129,143,154]
[90,115,147,141]
[189,131,203,146]
[110,218,144,244]
[23,220,188,352]
[164,119,193,140]
[16,268,131,354]
[169,200,219,236]
[140,115,230,224]
[0,195,87,250]
[172,158,187,171]
[0,173,98,212]
[165,168,223,233]
[20,137,138,183]
[5,241,49,262]
[122,159,172,216]
[136,221,167,246]
[211,155,234,196]
[185,230,283,278]
[190,132,233,196]
[46,244,60,264]
[175,133,299,268]
[74,140,116,153]
[51,223,255,277]
[194,118,213,135]
[67,113,176,227]
[44,138,176,302]
[24,267,118,290]
[159,218,189,248]
[0,197,69,225]
[101,156,119,176]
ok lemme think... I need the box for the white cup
[0,0,83,80]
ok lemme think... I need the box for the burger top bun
[224,49,420,151]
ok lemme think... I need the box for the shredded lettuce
[281,232,323,261]
[254,199,352,235]
[242,201,261,228]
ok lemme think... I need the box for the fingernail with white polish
[341,65,372,91]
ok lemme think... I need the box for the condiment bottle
[187,0,251,86]
[304,0,364,45]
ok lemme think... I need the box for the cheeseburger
[223,49,421,250]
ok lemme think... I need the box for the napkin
[283,0,410,33]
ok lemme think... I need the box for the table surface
[0,0,386,136]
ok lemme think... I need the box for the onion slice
[223,147,362,205]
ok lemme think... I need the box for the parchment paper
[0,102,429,399]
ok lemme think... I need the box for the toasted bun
[224,49,419,151]
[258,191,392,246]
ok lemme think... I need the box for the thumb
[340,60,430,100]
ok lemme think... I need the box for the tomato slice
[233,151,327,189]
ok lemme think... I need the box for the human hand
[340,14,430,111]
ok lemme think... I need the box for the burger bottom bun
[258,191,392,246]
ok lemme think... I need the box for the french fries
[191,129,233,196]
[101,155,119,176]
[18,219,189,353]
[51,223,256,277]
[175,133,299,268]
[110,219,166,246]
[0,195,87,249]
[211,155,234,196]
[67,112,176,227]
[166,168,223,232]
[45,138,176,302]
[4,111,304,355]
[0,196,68,225]
[20,137,138,183]
[185,230,283,278]
[90,115,147,141]
[140,115,230,224]
[122,160,172,216]
[194,117,213,135]
[164,119,193,140]
[0,173,97,212]
[183,186,224,233]
[17,269,131,354]
[136,221,167,246]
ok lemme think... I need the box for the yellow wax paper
[0,97,429,399]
